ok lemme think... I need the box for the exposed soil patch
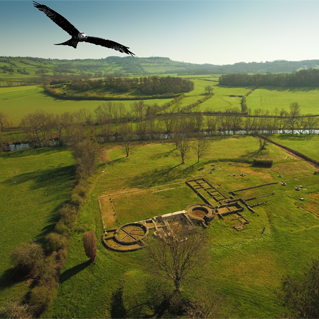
[192,209,207,217]
[100,196,117,227]
[99,145,121,162]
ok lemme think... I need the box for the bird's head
[79,32,88,39]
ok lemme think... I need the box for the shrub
[10,242,44,278]
[29,284,58,315]
[0,299,32,319]
[252,159,273,168]
[83,230,97,262]
[70,192,86,207]
[38,255,58,286]
[74,224,89,233]
[74,185,88,198]
[44,232,68,253]
[58,204,77,219]
[54,220,72,237]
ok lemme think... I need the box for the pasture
[270,134,319,161]
[0,147,75,307]
[0,86,172,126]
[44,136,319,318]
[247,87,319,114]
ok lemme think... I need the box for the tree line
[67,75,194,95]
[219,69,319,87]
[1,102,319,153]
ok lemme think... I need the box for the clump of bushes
[252,159,273,168]
[10,242,44,279]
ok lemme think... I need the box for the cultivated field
[247,87,319,114]
[0,147,75,307]
[44,136,319,318]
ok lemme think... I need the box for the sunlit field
[0,147,75,307]
[247,87,319,114]
[45,137,319,318]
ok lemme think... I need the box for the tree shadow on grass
[0,265,33,292]
[59,260,91,284]
[0,146,69,159]
[110,283,127,318]
[0,268,18,292]
[150,149,176,160]
[131,163,182,187]
[1,165,75,193]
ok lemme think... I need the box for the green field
[0,86,173,126]
[161,78,251,113]
[247,87,319,114]
[0,147,75,307]
[0,79,250,125]
[270,134,319,161]
[43,136,319,318]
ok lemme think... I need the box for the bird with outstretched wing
[33,1,135,56]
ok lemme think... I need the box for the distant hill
[1,56,319,78]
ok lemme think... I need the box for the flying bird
[33,1,135,57]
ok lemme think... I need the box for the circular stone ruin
[114,222,149,245]
[185,204,215,225]
[192,206,209,218]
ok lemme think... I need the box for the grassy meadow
[0,147,75,307]
[0,85,172,126]
[270,134,319,161]
[44,136,319,318]
[247,87,319,114]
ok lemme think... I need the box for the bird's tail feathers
[55,38,78,49]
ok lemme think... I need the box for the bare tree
[120,122,133,157]
[145,226,210,316]
[0,111,9,132]
[288,102,301,134]
[305,116,318,134]
[206,114,219,135]
[176,134,191,164]
[20,110,55,145]
[72,129,101,179]
[194,134,208,163]
[131,100,145,121]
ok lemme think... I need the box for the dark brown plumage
[33,1,135,56]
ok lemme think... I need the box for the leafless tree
[176,134,191,164]
[162,111,174,133]
[72,129,101,179]
[194,133,208,163]
[94,104,113,140]
[206,115,219,135]
[288,102,301,134]
[145,226,210,315]
[20,110,55,145]
[131,100,146,121]
[0,111,9,132]
[305,116,318,134]
[120,122,133,157]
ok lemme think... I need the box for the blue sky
[1,0,319,65]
